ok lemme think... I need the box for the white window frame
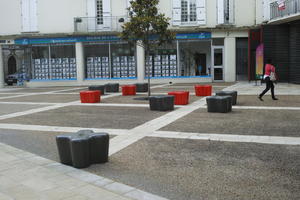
[172,0,206,26]
[217,0,235,25]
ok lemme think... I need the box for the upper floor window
[181,0,197,23]
[217,0,234,24]
[96,0,103,25]
[173,0,206,26]
[21,0,38,32]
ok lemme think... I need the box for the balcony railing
[74,16,128,33]
[270,0,300,20]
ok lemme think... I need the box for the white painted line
[45,87,87,94]
[151,131,300,145]
[0,123,128,135]
[72,103,149,107]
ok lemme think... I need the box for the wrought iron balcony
[270,0,300,20]
[74,16,128,33]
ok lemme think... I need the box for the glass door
[212,46,224,81]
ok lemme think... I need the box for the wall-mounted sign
[15,32,211,45]
[256,43,264,79]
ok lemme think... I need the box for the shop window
[146,42,177,78]
[31,44,76,80]
[178,40,211,77]
[111,42,136,78]
[32,46,50,80]
[50,45,76,80]
[84,43,110,79]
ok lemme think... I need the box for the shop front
[4,32,228,87]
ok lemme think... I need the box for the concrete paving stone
[21,177,58,192]
[2,185,40,200]
[125,189,168,200]
[46,174,88,191]
[45,162,77,173]
[104,182,135,194]
[0,151,18,163]
[0,104,48,115]
[0,192,14,200]
[160,108,300,137]
[63,195,90,200]
[0,175,20,189]
[0,106,168,129]
[0,94,80,103]
[39,187,77,200]
[92,177,115,187]
[67,170,103,183]
[85,137,300,200]
[237,95,300,107]
[75,185,130,200]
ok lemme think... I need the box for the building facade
[0,0,299,87]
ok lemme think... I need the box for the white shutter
[228,0,234,24]
[196,0,206,25]
[172,0,181,26]
[103,0,111,29]
[30,0,38,31]
[263,0,270,21]
[21,0,30,32]
[87,0,96,31]
[217,0,224,24]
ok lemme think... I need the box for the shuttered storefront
[263,21,300,83]
[289,21,300,84]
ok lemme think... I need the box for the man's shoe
[258,96,263,101]
[272,97,279,100]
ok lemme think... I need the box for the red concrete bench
[80,90,101,103]
[167,91,189,105]
[194,85,212,96]
[122,85,136,96]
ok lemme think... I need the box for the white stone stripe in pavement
[0,142,168,200]
[151,131,300,145]
[0,123,127,135]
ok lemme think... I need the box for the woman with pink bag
[258,59,279,101]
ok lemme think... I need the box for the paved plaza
[0,82,299,200]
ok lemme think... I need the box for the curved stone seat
[206,95,232,113]
[56,130,109,168]
[216,91,238,105]
[149,95,174,111]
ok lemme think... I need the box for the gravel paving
[237,95,300,107]
[0,94,80,103]
[160,108,300,137]
[0,104,48,115]
[0,106,168,129]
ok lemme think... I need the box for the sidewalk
[0,142,166,200]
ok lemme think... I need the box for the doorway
[8,56,17,75]
[194,53,206,76]
[212,46,224,81]
[236,38,248,81]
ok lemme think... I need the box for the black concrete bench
[89,85,105,95]
[149,95,174,111]
[56,130,109,168]
[206,96,232,113]
[105,83,119,92]
[215,91,238,105]
[135,83,148,92]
